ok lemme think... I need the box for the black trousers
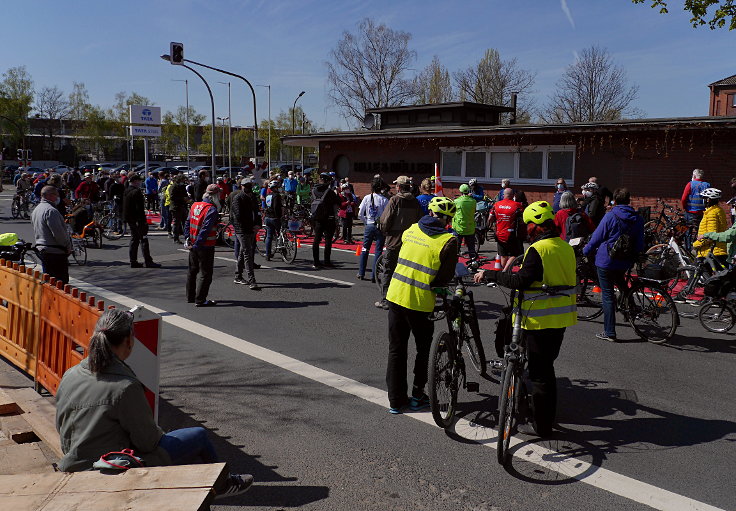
[171,208,187,239]
[312,219,336,265]
[524,328,565,436]
[186,247,215,304]
[386,301,434,409]
[40,251,69,284]
[380,247,400,299]
[128,221,153,264]
[235,232,256,283]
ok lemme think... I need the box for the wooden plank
[4,388,62,458]
[0,415,37,444]
[0,389,18,415]
[0,443,54,474]
[0,488,213,511]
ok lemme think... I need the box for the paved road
[1,191,734,511]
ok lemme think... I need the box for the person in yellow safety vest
[385,196,459,414]
[474,200,577,437]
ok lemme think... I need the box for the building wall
[710,86,736,116]
[320,128,736,211]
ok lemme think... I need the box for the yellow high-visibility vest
[387,224,453,312]
[516,237,578,330]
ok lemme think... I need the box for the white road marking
[68,278,726,511]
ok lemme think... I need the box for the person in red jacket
[75,173,100,202]
[490,187,524,269]
[554,191,595,241]
[184,184,221,307]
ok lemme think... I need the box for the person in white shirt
[357,179,389,281]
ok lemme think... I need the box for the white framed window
[439,145,575,185]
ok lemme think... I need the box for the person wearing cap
[296,175,311,205]
[184,183,222,306]
[145,172,159,212]
[375,176,422,309]
[453,184,478,259]
[231,178,261,289]
[475,200,577,437]
[123,173,160,269]
[385,196,459,414]
[75,172,100,202]
[310,172,342,269]
[581,182,605,225]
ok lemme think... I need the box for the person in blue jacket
[582,188,644,342]
[469,178,485,202]
[552,178,568,213]
[145,172,159,212]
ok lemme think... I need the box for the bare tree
[414,56,454,104]
[454,48,535,122]
[543,46,640,123]
[327,18,416,126]
[35,85,71,154]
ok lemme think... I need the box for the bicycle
[496,284,575,465]
[11,191,37,220]
[216,220,236,249]
[256,223,298,263]
[428,263,487,429]
[0,239,43,271]
[97,201,127,240]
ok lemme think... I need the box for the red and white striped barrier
[127,305,163,422]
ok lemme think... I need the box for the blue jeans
[264,217,281,258]
[158,427,218,465]
[358,223,384,277]
[596,267,627,338]
[160,204,170,232]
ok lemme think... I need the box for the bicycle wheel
[100,214,124,240]
[374,253,385,293]
[428,332,457,429]
[255,227,268,258]
[11,198,20,219]
[698,300,735,333]
[497,360,518,466]
[627,282,678,343]
[71,238,87,266]
[223,223,236,249]
[463,308,487,375]
[21,249,43,272]
[577,276,604,320]
[92,228,103,249]
[281,231,298,263]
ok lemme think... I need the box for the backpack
[608,217,636,261]
[310,188,330,221]
[565,212,589,241]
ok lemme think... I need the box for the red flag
[434,163,443,196]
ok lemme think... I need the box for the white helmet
[700,187,722,199]
[468,178,477,187]
[268,180,279,189]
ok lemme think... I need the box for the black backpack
[310,188,330,221]
[608,217,636,260]
[565,212,589,241]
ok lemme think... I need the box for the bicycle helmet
[268,180,279,189]
[700,187,722,199]
[468,178,477,187]
[581,182,598,190]
[459,184,470,194]
[522,201,555,225]
[428,196,457,218]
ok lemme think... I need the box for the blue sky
[3,0,733,130]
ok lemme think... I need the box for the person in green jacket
[55,309,252,498]
[453,184,477,258]
[296,176,311,205]
[701,226,736,262]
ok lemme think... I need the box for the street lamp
[161,54,216,181]
[217,116,229,171]
[171,79,190,170]
[217,81,232,175]
[291,91,305,173]
[256,84,271,171]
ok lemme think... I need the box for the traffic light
[256,139,265,157]
[16,149,22,160]
[170,42,184,65]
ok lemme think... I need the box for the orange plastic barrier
[0,260,43,377]
[36,277,106,395]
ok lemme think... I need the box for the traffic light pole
[180,64,216,181]
[182,59,257,170]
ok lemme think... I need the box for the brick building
[709,74,736,117]
[284,103,736,210]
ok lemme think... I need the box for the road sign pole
[144,138,149,178]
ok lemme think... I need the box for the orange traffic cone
[592,286,601,293]
[355,245,362,256]
[493,254,502,271]
[296,238,301,248]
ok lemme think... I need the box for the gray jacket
[55,357,170,472]
[31,199,71,255]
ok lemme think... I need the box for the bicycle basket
[287,219,302,232]
[641,263,666,281]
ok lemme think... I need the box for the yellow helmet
[428,196,456,218]
[522,200,555,225]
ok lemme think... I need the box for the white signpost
[129,105,162,176]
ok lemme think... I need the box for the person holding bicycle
[692,188,729,267]
[263,180,285,261]
[385,197,459,414]
[583,188,644,342]
[474,200,577,437]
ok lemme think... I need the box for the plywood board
[4,388,61,458]
[0,415,37,444]
[0,389,18,415]
[0,443,54,474]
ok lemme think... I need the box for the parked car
[53,165,72,173]
[173,165,189,173]
[132,163,161,172]
[112,163,130,173]
[80,164,98,172]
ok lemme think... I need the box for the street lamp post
[217,116,229,172]
[171,79,190,170]
[218,81,232,176]
[291,91,305,173]
[256,84,271,171]
[161,54,216,181]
